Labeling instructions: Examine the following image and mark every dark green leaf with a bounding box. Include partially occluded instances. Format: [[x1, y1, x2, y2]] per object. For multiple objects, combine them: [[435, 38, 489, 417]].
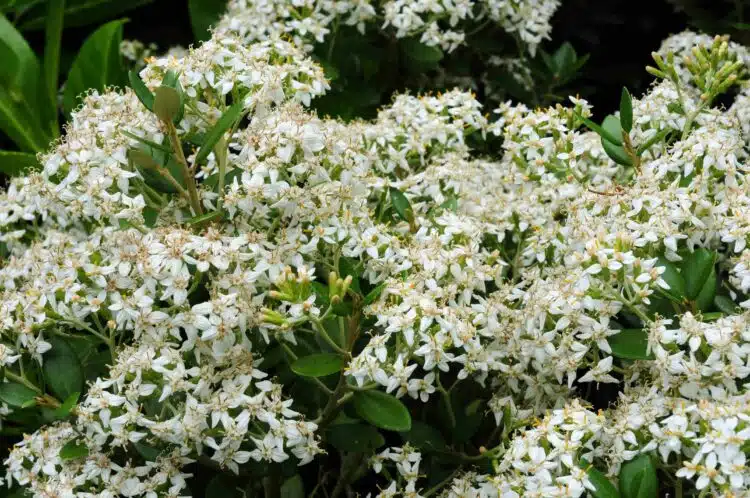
[[195, 101, 244, 164], [133, 441, 162, 461], [327, 423, 385, 453], [553, 42, 576, 73], [205, 474, 239, 498], [389, 187, 413, 223], [0, 14, 50, 151], [619, 455, 658, 498], [185, 210, 223, 225], [59, 439, 88, 460], [43, 337, 84, 400], [656, 257, 686, 301], [128, 70, 154, 111], [714, 295, 740, 315], [400, 420, 446, 451], [280, 474, 304, 498], [620, 87, 633, 133], [353, 390, 412, 432], [189, 0, 227, 42], [18, 0, 152, 31], [587, 466, 621, 498], [608, 329, 654, 360], [63, 19, 126, 115], [681, 249, 715, 299], [338, 257, 362, 294], [0, 150, 38, 175], [153, 86, 182, 123], [402, 37, 443, 64], [695, 268, 716, 312], [291, 353, 343, 377], [42, 0, 64, 135], [0, 381, 37, 407]]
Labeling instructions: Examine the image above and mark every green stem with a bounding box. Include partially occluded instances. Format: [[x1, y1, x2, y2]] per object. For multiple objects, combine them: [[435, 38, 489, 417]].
[[312, 318, 349, 356], [4, 370, 41, 394], [436, 376, 456, 429], [166, 120, 203, 216]]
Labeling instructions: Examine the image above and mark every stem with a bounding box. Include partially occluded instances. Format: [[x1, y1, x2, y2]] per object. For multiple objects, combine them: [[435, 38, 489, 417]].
[[681, 102, 707, 140], [312, 318, 349, 356], [165, 120, 203, 216], [436, 376, 456, 429], [215, 136, 228, 210], [4, 371, 41, 394], [423, 468, 460, 497]]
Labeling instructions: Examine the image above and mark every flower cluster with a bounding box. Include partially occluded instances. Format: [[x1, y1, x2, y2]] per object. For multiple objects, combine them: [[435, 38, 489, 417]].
[[214, 0, 559, 54], [2, 21, 750, 498]]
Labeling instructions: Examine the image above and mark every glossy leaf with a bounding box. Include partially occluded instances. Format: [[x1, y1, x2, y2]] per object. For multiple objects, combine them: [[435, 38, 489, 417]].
[[290, 353, 343, 377], [389, 187, 413, 223], [714, 295, 740, 315], [0, 381, 37, 407], [619, 87, 633, 133], [608, 329, 654, 360], [59, 439, 88, 460], [619, 455, 658, 498], [576, 113, 621, 146], [328, 423, 385, 452], [0, 150, 37, 175], [63, 19, 126, 115], [588, 466, 621, 498], [195, 101, 244, 164], [682, 249, 714, 299], [602, 115, 624, 146], [695, 268, 717, 312], [280, 474, 304, 498], [353, 390, 412, 432], [128, 70, 154, 111], [52, 391, 80, 419], [189, 0, 227, 42], [42, 0, 64, 135], [0, 13, 49, 151], [656, 257, 686, 301], [17, 0, 152, 31], [400, 420, 447, 451], [364, 282, 387, 305], [43, 337, 84, 401], [602, 138, 633, 166]]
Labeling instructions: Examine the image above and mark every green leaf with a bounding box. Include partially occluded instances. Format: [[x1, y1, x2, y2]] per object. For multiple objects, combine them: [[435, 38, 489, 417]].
[[364, 282, 387, 305], [602, 139, 633, 167], [205, 474, 239, 498], [608, 329, 654, 360], [327, 423, 385, 453], [338, 257, 362, 294], [185, 210, 223, 225], [620, 87, 633, 133], [0, 381, 37, 407], [195, 101, 244, 165], [587, 466, 621, 498], [52, 391, 80, 419], [42, 0, 64, 135], [0, 14, 50, 152], [389, 187, 413, 223], [291, 353, 343, 377], [353, 390, 412, 432], [43, 336, 84, 401], [189, 0, 227, 42], [656, 257, 686, 301], [153, 86, 182, 123], [619, 455, 658, 498], [602, 115, 624, 146], [402, 37, 443, 64], [129, 147, 185, 194], [694, 268, 716, 312], [575, 112, 621, 146], [553, 42, 576, 73], [128, 70, 154, 111], [714, 295, 740, 315], [17, 0, 152, 31], [0, 149, 38, 175], [59, 439, 88, 460], [681, 249, 715, 299], [133, 441, 162, 461], [400, 420, 447, 451], [280, 474, 304, 498], [63, 18, 126, 116]]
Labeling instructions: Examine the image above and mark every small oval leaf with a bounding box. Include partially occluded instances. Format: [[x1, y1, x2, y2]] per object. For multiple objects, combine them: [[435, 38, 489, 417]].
[[619, 455, 658, 498], [0, 381, 38, 407], [291, 353, 343, 377], [153, 86, 182, 123], [588, 466, 621, 498], [389, 187, 413, 223], [353, 390, 412, 432], [682, 249, 715, 300], [620, 87, 633, 133], [602, 139, 633, 166], [695, 268, 717, 312], [59, 439, 89, 460], [656, 257, 686, 301], [608, 329, 654, 360], [128, 70, 154, 111], [43, 337, 85, 401]]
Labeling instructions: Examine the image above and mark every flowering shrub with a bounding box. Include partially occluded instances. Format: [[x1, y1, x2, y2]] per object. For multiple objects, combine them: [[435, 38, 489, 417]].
[[2, 5, 750, 496]]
